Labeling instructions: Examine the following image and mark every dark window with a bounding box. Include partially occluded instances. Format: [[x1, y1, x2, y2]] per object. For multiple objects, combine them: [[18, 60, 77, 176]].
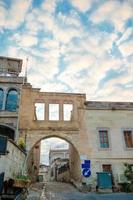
[[124, 130, 133, 148], [5, 89, 18, 111], [0, 89, 4, 110], [102, 164, 112, 172], [0, 125, 15, 140], [99, 130, 109, 148]]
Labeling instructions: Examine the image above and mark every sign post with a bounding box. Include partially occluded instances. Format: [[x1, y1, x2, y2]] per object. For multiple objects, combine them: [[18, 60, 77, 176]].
[[81, 160, 91, 178]]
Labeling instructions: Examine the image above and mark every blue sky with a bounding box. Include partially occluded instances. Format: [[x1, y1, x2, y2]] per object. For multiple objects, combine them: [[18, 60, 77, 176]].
[[0, 0, 133, 101]]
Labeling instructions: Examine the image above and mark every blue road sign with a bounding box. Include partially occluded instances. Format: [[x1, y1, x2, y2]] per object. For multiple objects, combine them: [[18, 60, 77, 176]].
[[81, 160, 91, 177]]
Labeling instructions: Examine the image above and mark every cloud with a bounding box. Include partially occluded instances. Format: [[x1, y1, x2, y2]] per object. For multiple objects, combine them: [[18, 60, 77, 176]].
[[90, 1, 133, 32], [116, 27, 133, 45], [12, 33, 38, 47], [0, 0, 32, 30], [41, 0, 57, 14], [70, 0, 94, 12], [118, 40, 133, 57]]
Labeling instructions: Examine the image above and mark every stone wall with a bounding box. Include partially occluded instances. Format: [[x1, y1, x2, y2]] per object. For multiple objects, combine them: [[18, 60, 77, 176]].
[[0, 139, 26, 180]]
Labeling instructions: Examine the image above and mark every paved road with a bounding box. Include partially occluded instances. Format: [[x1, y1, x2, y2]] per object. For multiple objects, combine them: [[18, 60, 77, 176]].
[[45, 182, 133, 200], [27, 183, 43, 200], [27, 182, 133, 200]]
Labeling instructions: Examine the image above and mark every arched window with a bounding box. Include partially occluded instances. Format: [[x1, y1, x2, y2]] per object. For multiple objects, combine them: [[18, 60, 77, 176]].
[[0, 88, 4, 110], [5, 89, 18, 111]]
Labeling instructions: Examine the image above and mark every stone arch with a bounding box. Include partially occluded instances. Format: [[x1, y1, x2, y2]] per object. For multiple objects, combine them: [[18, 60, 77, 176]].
[[5, 88, 19, 111], [26, 132, 82, 183]]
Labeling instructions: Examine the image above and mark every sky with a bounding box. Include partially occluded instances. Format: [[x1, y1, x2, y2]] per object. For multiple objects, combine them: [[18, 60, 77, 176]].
[[0, 0, 133, 102]]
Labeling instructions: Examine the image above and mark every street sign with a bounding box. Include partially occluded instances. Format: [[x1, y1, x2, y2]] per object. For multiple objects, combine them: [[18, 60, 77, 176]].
[[81, 160, 91, 178]]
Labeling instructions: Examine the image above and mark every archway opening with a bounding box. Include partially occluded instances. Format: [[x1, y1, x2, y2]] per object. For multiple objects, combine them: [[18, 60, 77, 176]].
[[27, 136, 81, 184], [5, 89, 18, 111], [0, 125, 15, 140]]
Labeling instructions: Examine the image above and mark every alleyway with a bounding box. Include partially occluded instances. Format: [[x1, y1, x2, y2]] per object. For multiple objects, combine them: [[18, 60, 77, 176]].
[[27, 182, 133, 200]]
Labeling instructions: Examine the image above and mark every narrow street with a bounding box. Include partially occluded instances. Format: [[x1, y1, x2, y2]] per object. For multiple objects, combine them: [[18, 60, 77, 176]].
[[27, 182, 133, 200]]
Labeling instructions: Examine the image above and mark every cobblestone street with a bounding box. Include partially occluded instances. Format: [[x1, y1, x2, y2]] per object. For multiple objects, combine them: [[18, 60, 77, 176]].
[[27, 183, 43, 200], [27, 182, 133, 200]]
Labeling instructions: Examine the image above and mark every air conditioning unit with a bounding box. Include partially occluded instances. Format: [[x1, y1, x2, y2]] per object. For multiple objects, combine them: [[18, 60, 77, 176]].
[[117, 174, 128, 183]]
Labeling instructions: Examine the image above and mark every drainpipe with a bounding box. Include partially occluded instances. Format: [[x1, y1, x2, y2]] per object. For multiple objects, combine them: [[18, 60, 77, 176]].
[[16, 77, 24, 142]]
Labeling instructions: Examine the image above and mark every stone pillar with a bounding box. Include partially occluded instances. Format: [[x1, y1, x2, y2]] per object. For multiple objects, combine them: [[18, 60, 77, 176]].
[[73, 103, 78, 121], [59, 103, 63, 121], [45, 102, 49, 121]]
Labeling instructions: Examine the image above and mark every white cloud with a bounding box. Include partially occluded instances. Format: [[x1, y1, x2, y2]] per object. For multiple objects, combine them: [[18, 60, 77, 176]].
[[0, 0, 32, 30], [116, 28, 133, 45], [90, 1, 133, 32], [41, 0, 57, 14], [118, 40, 133, 57], [70, 0, 94, 12]]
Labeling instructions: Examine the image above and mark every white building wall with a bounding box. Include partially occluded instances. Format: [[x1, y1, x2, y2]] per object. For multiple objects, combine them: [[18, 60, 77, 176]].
[[0, 139, 26, 180], [83, 109, 133, 186]]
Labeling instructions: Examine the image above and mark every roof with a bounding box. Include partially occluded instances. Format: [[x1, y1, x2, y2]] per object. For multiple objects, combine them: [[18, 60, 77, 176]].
[[85, 101, 133, 110]]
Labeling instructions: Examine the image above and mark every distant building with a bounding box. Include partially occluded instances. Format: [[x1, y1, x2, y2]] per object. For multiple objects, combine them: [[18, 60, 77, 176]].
[[38, 164, 50, 182], [49, 149, 70, 182]]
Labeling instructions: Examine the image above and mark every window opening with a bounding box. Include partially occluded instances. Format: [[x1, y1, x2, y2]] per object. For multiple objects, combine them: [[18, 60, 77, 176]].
[[5, 89, 18, 111], [35, 103, 45, 120], [102, 164, 112, 172], [49, 104, 59, 120], [124, 130, 133, 148], [99, 130, 109, 148], [0, 89, 4, 110], [63, 104, 73, 121]]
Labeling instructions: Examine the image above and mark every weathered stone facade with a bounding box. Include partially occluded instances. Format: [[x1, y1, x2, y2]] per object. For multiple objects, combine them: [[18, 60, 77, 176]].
[[19, 82, 133, 188], [1, 56, 131, 188], [0, 56, 24, 141]]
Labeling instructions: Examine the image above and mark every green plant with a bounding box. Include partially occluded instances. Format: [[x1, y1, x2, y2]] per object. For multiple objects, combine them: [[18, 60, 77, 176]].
[[123, 163, 133, 192], [16, 175, 30, 183], [18, 137, 26, 151]]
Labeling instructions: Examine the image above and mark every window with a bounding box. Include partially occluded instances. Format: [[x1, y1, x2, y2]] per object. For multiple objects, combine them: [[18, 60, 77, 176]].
[[49, 104, 59, 120], [102, 164, 112, 172], [63, 104, 73, 121], [35, 103, 45, 120], [123, 130, 133, 148], [5, 89, 18, 111], [0, 88, 4, 110], [99, 130, 109, 148]]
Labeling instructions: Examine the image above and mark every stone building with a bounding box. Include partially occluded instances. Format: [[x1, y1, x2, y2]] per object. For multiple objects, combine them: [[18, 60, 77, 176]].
[[0, 56, 24, 141], [82, 101, 133, 187], [0, 56, 26, 182], [15, 56, 133, 189], [38, 164, 50, 182], [49, 149, 69, 181], [0, 138, 26, 180], [27, 142, 41, 182]]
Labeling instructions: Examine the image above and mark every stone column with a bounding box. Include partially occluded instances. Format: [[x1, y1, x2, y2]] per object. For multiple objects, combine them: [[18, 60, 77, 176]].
[[59, 103, 63, 121], [45, 102, 49, 120]]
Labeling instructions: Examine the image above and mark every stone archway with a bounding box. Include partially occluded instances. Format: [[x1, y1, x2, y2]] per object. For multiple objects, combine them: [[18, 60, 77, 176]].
[[19, 84, 90, 184], [26, 134, 82, 183]]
